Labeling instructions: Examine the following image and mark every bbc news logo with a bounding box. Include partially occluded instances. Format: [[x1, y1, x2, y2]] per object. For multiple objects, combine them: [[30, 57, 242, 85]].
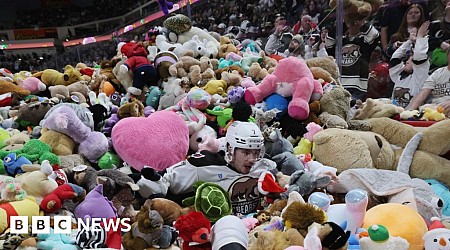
[[10, 216, 132, 234]]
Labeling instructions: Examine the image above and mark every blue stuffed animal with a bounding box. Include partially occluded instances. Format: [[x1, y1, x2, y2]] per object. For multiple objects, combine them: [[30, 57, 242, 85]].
[[425, 179, 450, 216], [36, 228, 79, 250], [3, 152, 31, 177]]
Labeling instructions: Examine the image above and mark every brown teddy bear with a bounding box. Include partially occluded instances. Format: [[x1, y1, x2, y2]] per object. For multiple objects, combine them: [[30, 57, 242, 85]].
[[168, 56, 201, 78], [0, 79, 31, 98], [215, 65, 245, 80], [218, 36, 239, 59], [306, 56, 340, 86], [353, 98, 404, 120], [318, 87, 370, 130], [259, 51, 277, 72], [302, 100, 322, 126], [39, 128, 76, 156], [48, 84, 88, 104], [221, 69, 242, 92], [313, 118, 450, 187], [122, 206, 164, 250], [248, 228, 304, 250], [117, 99, 145, 119], [188, 65, 202, 86], [247, 62, 269, 82], [144, 198, 183, 226], [100, 59, 122, 91], [329, 0, 383, 24]]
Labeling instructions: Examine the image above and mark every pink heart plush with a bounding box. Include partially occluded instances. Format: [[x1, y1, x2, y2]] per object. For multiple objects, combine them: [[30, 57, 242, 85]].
[[111, 110, 189, 171]]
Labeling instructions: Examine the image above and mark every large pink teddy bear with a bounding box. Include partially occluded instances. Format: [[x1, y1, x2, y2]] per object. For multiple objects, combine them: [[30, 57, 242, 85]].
[[244, 57, 323, 120]]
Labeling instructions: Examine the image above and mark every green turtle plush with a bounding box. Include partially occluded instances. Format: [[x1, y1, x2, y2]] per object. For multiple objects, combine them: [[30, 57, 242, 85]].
[[0, 139, 60, 165], [182, 181, 232, 222]]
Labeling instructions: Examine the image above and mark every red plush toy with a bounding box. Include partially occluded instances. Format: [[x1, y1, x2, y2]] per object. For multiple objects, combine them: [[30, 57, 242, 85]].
[[40, 183, 86, 213], [174, 211, 212, 250]]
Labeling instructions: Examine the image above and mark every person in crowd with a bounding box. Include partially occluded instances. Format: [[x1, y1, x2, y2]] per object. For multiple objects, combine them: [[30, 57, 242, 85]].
[[326, 14, 380, 100], [429, 0, 450, 68], [380, 0, 416, 53], [286, 0, 305, 25], [218, 23, 227, 35], [264, 14, 293, 55], [407, 48, 450, 117], [284, 34, 306, 58], [246, 14, 261, 40], [431, 0, 448, 21], [384, 3, 427, 58], [305, 0, 321, 23], [304, 25, 329, 59], [390, 21, 430, 108], [135, 121, 277, 216], [292, 14, 319, 38]]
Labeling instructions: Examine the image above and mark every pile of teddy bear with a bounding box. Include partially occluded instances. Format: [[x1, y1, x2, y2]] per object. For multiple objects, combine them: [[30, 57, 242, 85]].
[[1, 10, 450, 250]]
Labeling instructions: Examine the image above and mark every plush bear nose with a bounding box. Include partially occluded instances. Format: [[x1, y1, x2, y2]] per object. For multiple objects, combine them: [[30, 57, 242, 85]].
[[201, 233, 207, 240]]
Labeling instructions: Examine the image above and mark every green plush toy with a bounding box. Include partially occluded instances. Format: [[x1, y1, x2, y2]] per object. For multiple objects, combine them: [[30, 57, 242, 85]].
[[0, 159, 4, 175], [207, 107, 233, 128], [182, 181, 232, 222], [97, 151, 121, 170], [0, 139, 60, 165], [0, 128, 10, 149]]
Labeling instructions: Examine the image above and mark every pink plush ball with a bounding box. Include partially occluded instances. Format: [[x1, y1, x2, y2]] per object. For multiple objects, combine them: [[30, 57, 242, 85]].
[[111, 110, 189, 171]]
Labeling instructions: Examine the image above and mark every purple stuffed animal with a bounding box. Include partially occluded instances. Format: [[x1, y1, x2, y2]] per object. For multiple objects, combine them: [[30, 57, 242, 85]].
[[74, 184, 117, 221], [42, 105, 109, 162]]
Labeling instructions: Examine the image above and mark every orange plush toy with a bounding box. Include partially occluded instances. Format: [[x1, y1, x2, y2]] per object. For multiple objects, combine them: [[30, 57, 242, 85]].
[[174, 211, 212, 250]]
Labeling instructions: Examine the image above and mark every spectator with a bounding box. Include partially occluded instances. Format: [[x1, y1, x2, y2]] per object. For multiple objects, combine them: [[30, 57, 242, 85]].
[[380, 0, 416, 53], [284, 34, 306, 58], [429, 0, 450, 68], [431, 0, 448, 21], [385, 3, 427, 59], [407, 48, 450, 117], [264, 14, 293, 55], [218, 23, 227, 35], [326, 15, 380, 100], [292, 14, 319, 38], [390, 21, 430, 108], [305, 0, 321, 23], [304, 26, 329, 59]]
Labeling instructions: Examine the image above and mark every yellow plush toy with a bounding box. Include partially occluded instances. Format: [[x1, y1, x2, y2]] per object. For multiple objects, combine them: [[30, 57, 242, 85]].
[[33, 65, 83, 86], [202, 79, 227, 97], [422, 107, 446, 121], [0, 196, 42, 234], [13, 70, 32, 83], [362, 203, 428, 249]]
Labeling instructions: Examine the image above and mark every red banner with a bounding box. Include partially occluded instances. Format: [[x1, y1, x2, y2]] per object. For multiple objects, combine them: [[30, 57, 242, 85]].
[[13, 28, 58, 40]]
